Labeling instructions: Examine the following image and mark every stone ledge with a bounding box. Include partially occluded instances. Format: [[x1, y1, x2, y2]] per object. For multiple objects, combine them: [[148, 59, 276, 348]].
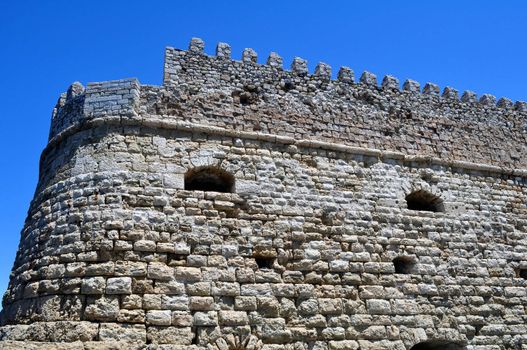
[[0, 341, 202, 350], [42, 115, 527, 179]]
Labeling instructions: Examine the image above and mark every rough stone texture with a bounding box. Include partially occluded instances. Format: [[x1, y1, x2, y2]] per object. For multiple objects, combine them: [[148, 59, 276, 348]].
[[1, 38, 527, 349]]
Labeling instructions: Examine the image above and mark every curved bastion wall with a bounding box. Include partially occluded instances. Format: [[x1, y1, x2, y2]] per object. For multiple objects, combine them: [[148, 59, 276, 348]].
[[0, 38, 527, 349]]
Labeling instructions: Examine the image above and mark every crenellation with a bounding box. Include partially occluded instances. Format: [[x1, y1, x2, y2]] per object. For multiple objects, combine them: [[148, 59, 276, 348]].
[[402, 79, 420, 93], [442, 86, 458, 99], [461, 90, 477, 103], [2, 38, 527, 350], [291, 57, 308, 76], [382, 75, 399, 90], [422, 82, 440, 95], [266, 52, 283, 69], [514, 100, 527, 112], [360, 71, 377, 86], [314, 62, 331, 80], [337, 66, 354, 83], [242, 48, 258, 63], [215, 42, 231, 59], [497, 97, 513, 108], [66, 82, 85, 102], [189, 37, 205, 54], [479, 93, 497, 106]]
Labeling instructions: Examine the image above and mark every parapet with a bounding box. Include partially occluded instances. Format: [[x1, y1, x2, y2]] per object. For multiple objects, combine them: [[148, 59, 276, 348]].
[[163, 38, 527, 111], [47, 38, 527, 170], [49, 78, 141, 140], [160, 38, 527, 169]]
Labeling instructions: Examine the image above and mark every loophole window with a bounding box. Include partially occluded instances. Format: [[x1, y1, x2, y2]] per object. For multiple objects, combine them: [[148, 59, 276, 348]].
[[393, 257, 415, 274], [184, 166, 234, 193], [255, 257, 275, 269], [406, 190, 444, 212], [516, 268, 527, 279], [410, 341, 465, 350]]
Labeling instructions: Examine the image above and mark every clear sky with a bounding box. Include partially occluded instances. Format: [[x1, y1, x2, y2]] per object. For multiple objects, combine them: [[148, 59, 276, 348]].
[[0, 1, 526, 308]]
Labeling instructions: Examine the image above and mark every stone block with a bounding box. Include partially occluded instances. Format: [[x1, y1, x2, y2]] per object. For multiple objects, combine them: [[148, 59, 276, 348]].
[[148, 262, 174, 281], [218, 311, 248, 326], [193, 311, 218, 326], [98, 323, 146, 342], [81, 277, 106, 295], [146, 310, 172, 326], [106, 277, 132, 294]]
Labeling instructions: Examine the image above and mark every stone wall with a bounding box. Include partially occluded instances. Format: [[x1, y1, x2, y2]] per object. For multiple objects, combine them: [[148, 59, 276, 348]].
[[1, 39, 527, 350]]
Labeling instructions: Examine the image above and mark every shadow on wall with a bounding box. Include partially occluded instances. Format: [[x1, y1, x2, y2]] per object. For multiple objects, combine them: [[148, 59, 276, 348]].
[[410, 341, 465, 350], [184, 166, 235, 193]]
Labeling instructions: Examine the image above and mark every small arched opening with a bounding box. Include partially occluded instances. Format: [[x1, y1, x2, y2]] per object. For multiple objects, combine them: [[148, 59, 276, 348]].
[[410, 341, 465, 350], [393, 256, 415, 274], [405, 189, 444, 212], [184, 166, 235, 193], [516, 268, 527, 279]]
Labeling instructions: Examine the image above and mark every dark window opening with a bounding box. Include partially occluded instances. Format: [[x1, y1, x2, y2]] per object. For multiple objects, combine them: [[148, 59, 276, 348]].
[[239, 93, 250, 105], [283, 80, 295, 92], [406, 190, 444, 212], [191, 330, 199, 345], [218, 296, 235, 308], [393, 257, 415, 274], [255, 257, 275, 269], [185, 166, 234, 193], [410, 341, 465, 350], [516, 268, 527, 279]]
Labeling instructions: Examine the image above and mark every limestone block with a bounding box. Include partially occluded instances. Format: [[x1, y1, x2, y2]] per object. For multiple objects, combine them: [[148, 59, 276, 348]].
[[98, 323, 146, 342], [148, 262, 174, 281], [146, 326, 194, 345], [366, 299, 391, 315], [193, 311, 218, 326], [106, 277, 132, 294], [258, 318, 292, 343], [361, 325, 387, 340], [121, 294, 143, 309], [81, 277, 106, 295], [235, 296, 258, 311], [117, 309, 145, 323], [218, 311, 248, 326], [189, 296, 214, 311], [161, 295, 189, 311], [146, 310, 172, 326], [318, 298, 343, 315], [172, 311, 193, 327], [175, 267, 202, 282], [84, 296, 120, 321], [298, 299, 319, 315]]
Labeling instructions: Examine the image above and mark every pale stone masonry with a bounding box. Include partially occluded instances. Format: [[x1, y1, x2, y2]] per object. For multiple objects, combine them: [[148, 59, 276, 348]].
[[0, 38, 527, 349]]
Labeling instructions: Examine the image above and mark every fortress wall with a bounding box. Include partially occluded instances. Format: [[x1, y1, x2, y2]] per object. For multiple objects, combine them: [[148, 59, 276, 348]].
[[2, 123, 527, 348], [159, 39, 527, 169], [48, 78, 140, 140], [2, 39, 527, 349]]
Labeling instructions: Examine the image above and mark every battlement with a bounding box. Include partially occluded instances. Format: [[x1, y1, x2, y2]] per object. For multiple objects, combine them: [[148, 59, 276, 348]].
[[46, 38, 527, 172], [164, 37, 527, 111], [49, 78, 141, 139], [45, 38, 527, 171]]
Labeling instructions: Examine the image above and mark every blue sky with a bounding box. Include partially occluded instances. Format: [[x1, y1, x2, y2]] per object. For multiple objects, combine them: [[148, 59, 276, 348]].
[[0, 1, 526, 307]]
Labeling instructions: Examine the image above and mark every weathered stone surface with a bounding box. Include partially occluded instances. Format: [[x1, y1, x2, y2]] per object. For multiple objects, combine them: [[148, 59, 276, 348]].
[[81, 277, 106, 295], [106, 277, 132, 294], [1, 38, 527, 350], [84, 296, 120, 321], [98, 323, 146, 342], [146, 310, 172, 326]]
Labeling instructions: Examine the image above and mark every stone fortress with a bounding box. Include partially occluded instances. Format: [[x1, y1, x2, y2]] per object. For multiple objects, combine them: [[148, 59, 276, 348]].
[[0, 37, 526, 350]]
